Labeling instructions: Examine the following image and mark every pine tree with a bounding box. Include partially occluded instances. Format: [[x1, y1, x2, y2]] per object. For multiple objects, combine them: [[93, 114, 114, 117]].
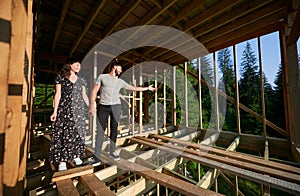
[[239, 42, 262, 135], [217, 48, 236, 132], [270, 64, 285, 132], [199, 56, 214, 129]]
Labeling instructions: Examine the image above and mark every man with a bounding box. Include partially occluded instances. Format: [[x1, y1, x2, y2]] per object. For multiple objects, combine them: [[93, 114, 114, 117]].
[[88, 61, 156, 165]]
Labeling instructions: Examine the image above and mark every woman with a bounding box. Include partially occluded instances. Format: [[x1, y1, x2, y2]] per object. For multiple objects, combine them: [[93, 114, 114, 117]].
[[49, 58, 89, 171]]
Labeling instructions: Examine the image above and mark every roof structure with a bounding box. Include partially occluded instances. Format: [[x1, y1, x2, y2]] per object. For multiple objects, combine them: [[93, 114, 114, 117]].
[[35, 0, 299, 83]]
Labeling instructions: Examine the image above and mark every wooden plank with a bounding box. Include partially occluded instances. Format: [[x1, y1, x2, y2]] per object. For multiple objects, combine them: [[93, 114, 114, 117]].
[[149, 134, 300, 176], [129, 136, 300, 194], [162, 167, 196, 184], [3, 1, 28, 195], [0, 0, 11, 192], [56, 179, 79, 196], [80, 174, 116, 196], [98, 154, 222, 196], [52, 165, 94, 182]]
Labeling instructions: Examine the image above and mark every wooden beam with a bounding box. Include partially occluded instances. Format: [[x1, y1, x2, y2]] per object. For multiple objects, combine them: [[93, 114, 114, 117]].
[[80, 174, 116, 196], [286, 0, 300, 45], [200, 1, 286, 45], [162, 167, 196, 184], [104, 0, 142, 37], [38, 51, 67, 64], [69, 0, 106, 56], [51, 165, 94, 182], [0, 0, 11, 193], [130, 136, 300, 194], [51, 0, 71, 51], [56, 179, 79, 196], [2, 0, 30, 195], [92, 151, 222, 196], [149, 134, 300, 176]]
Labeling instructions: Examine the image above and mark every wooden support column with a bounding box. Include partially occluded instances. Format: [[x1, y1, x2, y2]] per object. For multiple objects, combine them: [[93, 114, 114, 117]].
[[163, 69, 167, 129], [213, 53, 219, 131], [91, 51, 98, 148], [280, 28, 300, 162], [197, 57, 203, 129], [184, 62, 188, 127], [131, 65, 136, 135], [154, 65, 158, 132], [286, 42, 300, 160], [172, 66, 176, 126], [0, 0, 10, 193], [1, 0, 33, 195], [258, 37, 267, 137], [233, 45, 241, 134], [139, 65, 143, 134]]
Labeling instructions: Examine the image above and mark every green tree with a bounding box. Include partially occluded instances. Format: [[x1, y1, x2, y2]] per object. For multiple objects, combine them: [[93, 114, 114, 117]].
[[199, 56, 214, 129], [269, 65, 285, 132], [239, 42, 262, 135], [217, 48, 236, 132]]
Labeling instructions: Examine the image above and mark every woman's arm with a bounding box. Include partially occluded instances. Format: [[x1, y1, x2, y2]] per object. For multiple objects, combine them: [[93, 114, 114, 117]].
[[50, 84, 61, 121], [82, 86, 89, 106]]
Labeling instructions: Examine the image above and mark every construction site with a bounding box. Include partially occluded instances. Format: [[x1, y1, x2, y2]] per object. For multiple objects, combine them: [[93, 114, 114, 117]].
[[1, 0, 300, 195]]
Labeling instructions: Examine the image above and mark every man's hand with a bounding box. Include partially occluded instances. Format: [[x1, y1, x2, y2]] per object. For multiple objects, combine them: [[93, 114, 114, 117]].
[[148, 85, 156, 91]]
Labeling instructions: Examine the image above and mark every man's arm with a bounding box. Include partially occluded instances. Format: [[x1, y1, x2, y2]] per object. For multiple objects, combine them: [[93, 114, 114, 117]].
[[89, 84, 100, 115], [124, 84, 156, 92]]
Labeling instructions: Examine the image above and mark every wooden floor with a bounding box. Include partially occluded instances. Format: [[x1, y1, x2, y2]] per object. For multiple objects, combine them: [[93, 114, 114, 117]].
[[25, 133, 223, 195], [25, 129, 300, 196]]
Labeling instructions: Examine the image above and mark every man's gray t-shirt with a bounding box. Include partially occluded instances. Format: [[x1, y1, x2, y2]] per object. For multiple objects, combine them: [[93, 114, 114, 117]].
[[95, 74, 129, 105]]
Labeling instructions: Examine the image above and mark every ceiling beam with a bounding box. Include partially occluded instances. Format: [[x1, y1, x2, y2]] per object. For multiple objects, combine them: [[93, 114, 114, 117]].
[[286, 0, 300, 45], [103, 0, 142, 37], [38, 51, 67, 64], [51, 0, 72, 52], [69, 0, 107, 56]]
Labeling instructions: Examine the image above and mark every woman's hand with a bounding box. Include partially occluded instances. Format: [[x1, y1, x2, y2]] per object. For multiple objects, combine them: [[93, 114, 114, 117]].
[[50, 112, 57, 121], [89, 104, 96, 116]]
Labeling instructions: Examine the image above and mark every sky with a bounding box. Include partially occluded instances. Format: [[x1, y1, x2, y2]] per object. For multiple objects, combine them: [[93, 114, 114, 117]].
[[215, 31, 299, 87]]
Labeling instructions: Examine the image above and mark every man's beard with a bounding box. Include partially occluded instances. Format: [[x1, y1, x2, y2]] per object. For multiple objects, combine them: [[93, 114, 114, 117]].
[[115, 69, 121, 76]]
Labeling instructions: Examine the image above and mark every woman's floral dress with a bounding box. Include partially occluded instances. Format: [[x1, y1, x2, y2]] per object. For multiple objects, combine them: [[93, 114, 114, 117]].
[[49, 75, 86, 163]]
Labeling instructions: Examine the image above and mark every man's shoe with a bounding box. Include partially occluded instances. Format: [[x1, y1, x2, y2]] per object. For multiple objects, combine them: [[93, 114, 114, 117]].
[[87, 156, 101, 166], [58, 162, 67, 171], [109, 152, 120, 161]]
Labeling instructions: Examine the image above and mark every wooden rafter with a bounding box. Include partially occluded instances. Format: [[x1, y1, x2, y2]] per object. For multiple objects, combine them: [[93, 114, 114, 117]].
[[51, 0, 72, 52], [69, 0, 107, 56]]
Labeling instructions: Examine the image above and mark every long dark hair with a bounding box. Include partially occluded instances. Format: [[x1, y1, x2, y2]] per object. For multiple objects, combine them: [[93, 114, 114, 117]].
[[59, 57, 80, 78]]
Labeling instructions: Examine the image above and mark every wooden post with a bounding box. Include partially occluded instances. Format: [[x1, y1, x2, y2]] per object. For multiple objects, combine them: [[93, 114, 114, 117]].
[[131, 66, 135, 135], [184, 62, 188, 127], [163, 69, 167, 129], [258, 37, 267, 137], [139, 65, 143, 134], [1, 0, 33, 194], [91, 51, 98, 148], [172, 66, 176, 126], [198, 57, 203, 130], [213, 53, 219, 131], [154, 65, 158, 132], [233, 45, 241, 134]]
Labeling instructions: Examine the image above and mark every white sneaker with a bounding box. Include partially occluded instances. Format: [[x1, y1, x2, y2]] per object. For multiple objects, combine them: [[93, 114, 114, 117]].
[[58, 162, 67, 171], [73, 157, 83, 166]]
